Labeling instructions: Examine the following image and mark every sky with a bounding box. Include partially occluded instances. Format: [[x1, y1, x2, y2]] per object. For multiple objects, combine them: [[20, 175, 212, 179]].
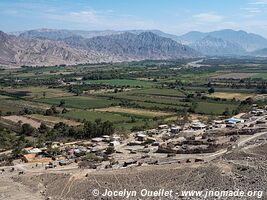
[[1, 0, 267, 37]]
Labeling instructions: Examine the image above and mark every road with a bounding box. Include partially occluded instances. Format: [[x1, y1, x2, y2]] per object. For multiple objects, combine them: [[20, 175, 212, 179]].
[[237, 130, 267, 147]]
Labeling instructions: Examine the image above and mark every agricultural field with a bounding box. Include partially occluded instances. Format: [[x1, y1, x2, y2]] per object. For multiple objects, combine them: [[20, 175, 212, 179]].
[[131, 88, 186, 97], [28, 114, 80, 127], [2, 115, 41, 128], [95, 106, 174, 117], [37, 96, 119, 109], [0, 58, 266, 135], [84, 79, 153, 87], [0, 99, 27, 114], [195, 101, 238, 115], [1, 86, 72, 99], [252, 73, 267, 80], [209, 92, 252, 100], [62, 110, 130, 123], [212, 73, 258, 80]]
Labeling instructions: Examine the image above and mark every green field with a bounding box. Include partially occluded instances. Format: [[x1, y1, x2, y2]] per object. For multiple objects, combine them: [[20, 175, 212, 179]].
[[1, 86, 72, 99], [1, 58, 264, 136], [252, 73, 267, 80], [85, 79, 153, 87], [37, 96, 119, 109], [195, 101, 238, 115], [62, 110, 130, 123], [0, 99, 24, 114]]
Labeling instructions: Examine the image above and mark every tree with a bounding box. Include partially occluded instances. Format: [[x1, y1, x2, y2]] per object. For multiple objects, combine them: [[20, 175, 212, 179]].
[[45, 108, 53, 116], [188, 102, 198, 113], [106, 146, 115, 155], [130, 116, 136, 123], [207, 82, 212, 88], [62, 108, 68, 114], [38, 123, 48, 134], [208, 87, 215, 94], [223, 107, 230, 116], [43, 92, 46, 98], [21, 123, 35, 136], [51, 105, 58, 114], [59, 99, 65, 107]]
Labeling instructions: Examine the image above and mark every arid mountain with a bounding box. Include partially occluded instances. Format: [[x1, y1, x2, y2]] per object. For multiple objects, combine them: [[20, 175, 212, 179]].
[[63, 32, 200, 60], [179, 29, 267, 52], [18, 28, 181, 41], [17, 28, 267, 57], [0, 31, 201, 67], [190, 36, 246, 56], [0, 31, 121, 67], [252, 48, 267, 57]]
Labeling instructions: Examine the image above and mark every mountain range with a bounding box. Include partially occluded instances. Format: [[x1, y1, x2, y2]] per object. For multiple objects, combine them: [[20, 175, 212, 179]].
[[179, 29, 267, 52], [0, 30, 199, 67], [1, 28, 267, 67]]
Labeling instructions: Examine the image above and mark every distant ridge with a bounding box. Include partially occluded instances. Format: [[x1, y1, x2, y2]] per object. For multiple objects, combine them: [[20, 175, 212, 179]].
[[178, 29, 267, 52], [18, 28, 267, 56], [0, 30, 200, 67]]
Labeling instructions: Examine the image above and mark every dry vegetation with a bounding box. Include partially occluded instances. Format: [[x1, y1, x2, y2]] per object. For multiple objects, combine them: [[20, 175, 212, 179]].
[[95, 106, 174, 117], [2, 115, 41, 128], [27, 114, 81, 127], [209, 92, 252, 100], [212, 73, 258, 80]]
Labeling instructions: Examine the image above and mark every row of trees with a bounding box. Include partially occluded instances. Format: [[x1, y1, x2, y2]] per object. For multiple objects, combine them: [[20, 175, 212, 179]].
[[19, 118, 115, 141]]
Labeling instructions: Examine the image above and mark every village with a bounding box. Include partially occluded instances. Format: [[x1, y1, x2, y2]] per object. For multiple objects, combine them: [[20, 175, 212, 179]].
[[2, 105, 266, 174]]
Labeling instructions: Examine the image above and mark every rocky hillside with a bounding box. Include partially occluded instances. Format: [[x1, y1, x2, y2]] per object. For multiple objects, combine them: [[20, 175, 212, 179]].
[[17, 28, 267, 57], [252, 48, 267, 57], [190, 36, 246, 56], [179, 29, 267, 52], [64, 32, 200, 60], [0, 31, 201, 67], [18, 29, 181, 41], [0, 31, 121, 67]]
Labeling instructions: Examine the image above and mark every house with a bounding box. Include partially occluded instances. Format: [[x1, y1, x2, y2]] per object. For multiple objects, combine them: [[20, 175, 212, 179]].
[[251, 109, 265, 116], [112, 136, 121, 141], [25, 148, 42, 154], [225, 117, 244, 124], [91, 137, 103, 143], [136, 133, 147, 141], [158, 124, 169, 129], [109, 141, 120, 147], [102, 135, 111, 142], [190, 122, 206, 130], [170, 126, 182, 133], [214, 120, 223, 124], [22, 154, 52, 163]]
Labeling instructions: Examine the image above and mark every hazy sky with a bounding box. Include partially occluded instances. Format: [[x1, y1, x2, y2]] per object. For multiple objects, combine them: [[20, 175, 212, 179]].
[[1, 0, 267, 36]]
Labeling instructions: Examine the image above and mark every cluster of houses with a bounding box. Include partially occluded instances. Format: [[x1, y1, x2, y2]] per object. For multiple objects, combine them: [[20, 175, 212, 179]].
[[19, 107, 267, 170]]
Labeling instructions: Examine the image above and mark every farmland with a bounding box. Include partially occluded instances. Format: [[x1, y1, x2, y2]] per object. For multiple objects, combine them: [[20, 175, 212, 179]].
[[62, 110, 130, 123], [209, 92, 252, 100], [28, 114, 80, 127], [0, 58, 267, 134], [1, 58, 267, 200], [95, 106, 174, 117], [37, 96, 119, 109], [84, 79, 153, 87]]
